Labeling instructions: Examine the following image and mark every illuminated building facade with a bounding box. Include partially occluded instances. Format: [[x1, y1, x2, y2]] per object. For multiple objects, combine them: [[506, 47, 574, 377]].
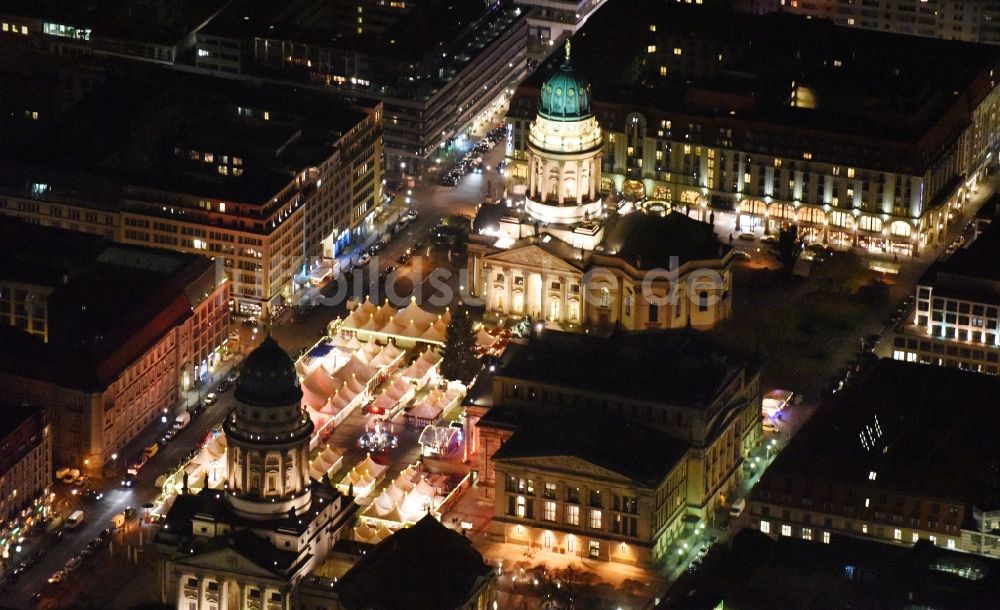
[[888, 221, 1000, 374], [0, 219, 229, 473], [750, 360, 1000, 558], [0, 404, 52, 575], [467, 329, 762, 565], [0, 55, 383, 318], [157, 337, 356, 610], [490, 414, 690, 566], [470, 47, 734, 330], [505, 4, 1000, 258]]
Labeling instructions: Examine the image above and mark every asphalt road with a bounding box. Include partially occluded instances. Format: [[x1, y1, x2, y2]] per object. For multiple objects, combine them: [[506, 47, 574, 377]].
[[8, 380, 242, 609]]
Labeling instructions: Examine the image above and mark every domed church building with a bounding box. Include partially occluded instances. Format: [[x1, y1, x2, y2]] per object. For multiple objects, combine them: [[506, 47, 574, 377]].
[[468, 42, 735, 332], [156, 336, 358, 610], [524, 41, 604, 226]]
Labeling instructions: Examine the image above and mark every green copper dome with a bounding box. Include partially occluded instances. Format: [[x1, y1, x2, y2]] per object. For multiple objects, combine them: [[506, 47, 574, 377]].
[[539, 41, 591, 122]]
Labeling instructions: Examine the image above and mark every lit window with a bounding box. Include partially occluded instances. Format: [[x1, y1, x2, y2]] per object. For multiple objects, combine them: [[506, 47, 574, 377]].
[[647, 45, 656, 53], [649, 24, 656, 32], [781, 524, 792, 537], [543, 501, 556, 522], [847, 18, 855, 25], [204, 153, 214, 163], [894, 529, 902, 541], [865, 498, 870, 508], [218, 202, 226, 213], [566, 505, 579, 526], [868, 471, 877, 481], [947, 539, 956, 549], [21, 26, 28, 34], [218, 165, 229, 176], [802, 528, 812, 541], [589, 509, 602, 530], [263, 111, 270, 121], [929, 535, 937, 544], [660, 65, 667, 76], [760, 520, 771, 534], [912, 533, 920, 543], [673, 47, 682, 56], [516, 496, 526, 518], [2, 24, 8, 32], [822, 532, 831, 544], [802, 152, 813, 160], [847, 167, 855, 178], [862, 524, 869, 534]]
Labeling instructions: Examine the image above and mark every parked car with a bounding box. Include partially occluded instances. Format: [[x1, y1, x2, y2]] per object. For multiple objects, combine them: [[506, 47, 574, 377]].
[[162, 429, 178, 443], [407, 209, 418, 220], [227, 370, 241, 383], [359, 252, 371, 265], [216, 380, 232, 393], [64, 556, 83, 572], [48, 570, 65, 584], [203, 393, 218, 406]]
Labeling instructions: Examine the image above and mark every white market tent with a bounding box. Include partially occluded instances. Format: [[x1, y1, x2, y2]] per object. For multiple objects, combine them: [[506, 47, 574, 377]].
[[337, 453, 388, 498], [308, 445, 344, 481], [333, 296, 452, 349], [400, 348, 442, 389]]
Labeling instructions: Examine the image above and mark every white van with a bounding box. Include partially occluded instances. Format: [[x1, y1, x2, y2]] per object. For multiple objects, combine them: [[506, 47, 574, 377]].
[[66, 510, 85, 529], [729, 498, 746, 519], [173, 411, 191, 430]]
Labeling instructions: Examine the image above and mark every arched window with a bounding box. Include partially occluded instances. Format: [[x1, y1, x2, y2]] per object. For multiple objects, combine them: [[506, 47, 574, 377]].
[[699, 291, 710, 312], [600, 287, 610, 308]]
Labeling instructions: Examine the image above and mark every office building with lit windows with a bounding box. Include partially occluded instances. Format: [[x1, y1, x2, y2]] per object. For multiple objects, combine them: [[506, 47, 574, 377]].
[[192, 0, 529, 175], [465, 328, 762, 566], [736, 0, 1000, 46], [750, 359, 1000, 559], [0, 0, 225, 65], [0, 55, 382, 318], [505, 4, 1000, 258], [888, 221, 1000, 374], [0, 218, 229, 474]]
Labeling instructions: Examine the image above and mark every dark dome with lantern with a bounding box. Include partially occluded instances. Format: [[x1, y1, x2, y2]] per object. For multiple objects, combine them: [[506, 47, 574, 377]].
[[234, 335, 303, 408], [539, 41, 592, 122]]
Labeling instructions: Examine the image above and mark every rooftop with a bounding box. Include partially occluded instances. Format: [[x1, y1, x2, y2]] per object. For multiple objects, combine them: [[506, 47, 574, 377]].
[[334, 514, 492, 610], [516, 1, 1000, 174], [0, 57, 367, 206], [203, 0, 525, 102], [763, 359, 1000, 509], [660, 529, 1000, 610], [598, 211, 728, 268], [497, 328, 755, 409], [919, 221, 1000, 302], [491, 412, 689, 488], [0, 218, 216, 391]]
